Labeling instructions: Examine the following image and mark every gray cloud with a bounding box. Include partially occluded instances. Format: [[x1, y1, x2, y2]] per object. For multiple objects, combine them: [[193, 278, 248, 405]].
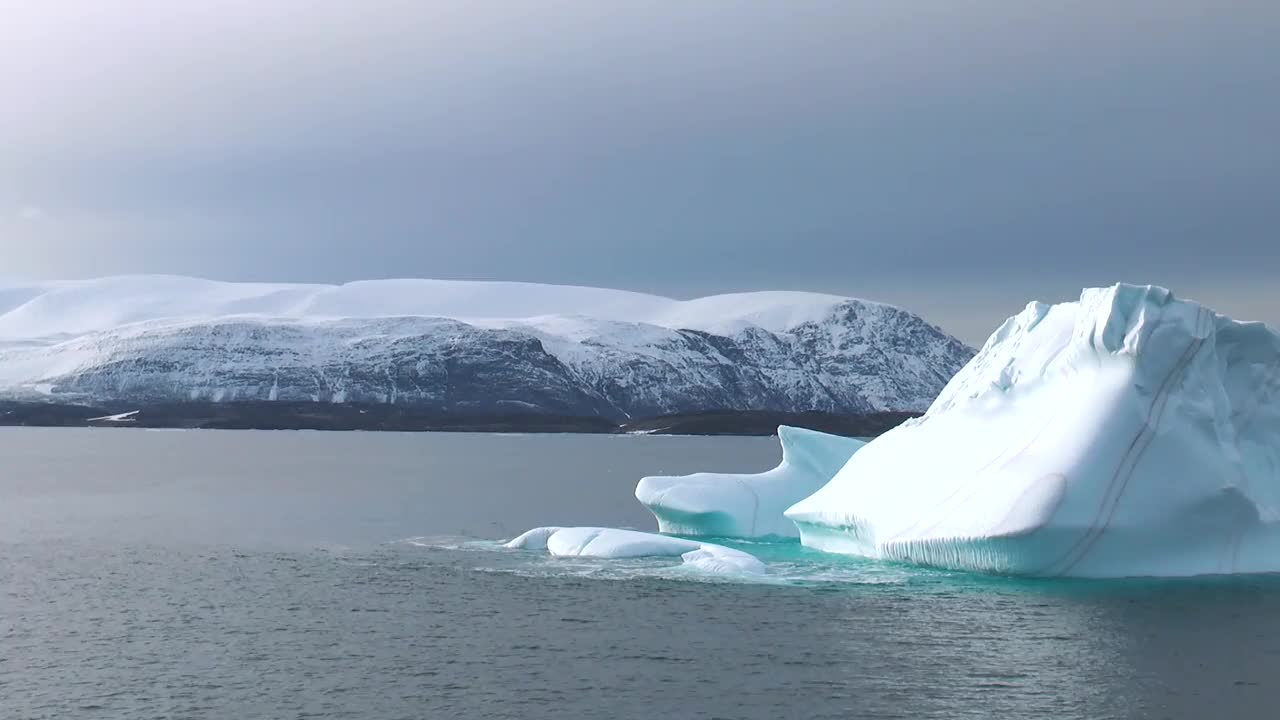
[[2, 1, 1277, 344]]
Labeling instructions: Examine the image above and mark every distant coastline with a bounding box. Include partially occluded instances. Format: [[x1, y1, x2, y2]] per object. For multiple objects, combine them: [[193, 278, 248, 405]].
[[0, 401, 917, 437]]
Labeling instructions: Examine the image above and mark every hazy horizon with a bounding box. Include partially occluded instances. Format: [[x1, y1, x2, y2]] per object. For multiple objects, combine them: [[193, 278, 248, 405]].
[[1, 271, 1272, 347], [4, 1, 1278, 344]]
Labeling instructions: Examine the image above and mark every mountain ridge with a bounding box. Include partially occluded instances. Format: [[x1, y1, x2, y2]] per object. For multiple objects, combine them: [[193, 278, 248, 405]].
[[0, 276, 973, 418]]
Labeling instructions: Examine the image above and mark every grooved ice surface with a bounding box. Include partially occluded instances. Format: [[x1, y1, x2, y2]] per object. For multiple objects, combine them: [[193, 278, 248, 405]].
[[785, 284, 1280, 578], [504, 527, 766, 575], [636, 426, 864, 538]]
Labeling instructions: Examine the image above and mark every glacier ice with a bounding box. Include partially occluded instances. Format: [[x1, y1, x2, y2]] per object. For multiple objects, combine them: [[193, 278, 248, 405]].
[[784, 284, 1280, 578], [505, 527, 766, 575], [635, 426, 864, 538]]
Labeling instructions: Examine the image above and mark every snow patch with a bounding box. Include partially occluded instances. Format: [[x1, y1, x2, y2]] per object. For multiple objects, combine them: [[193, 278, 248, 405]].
[[86, 410, 139, 423]]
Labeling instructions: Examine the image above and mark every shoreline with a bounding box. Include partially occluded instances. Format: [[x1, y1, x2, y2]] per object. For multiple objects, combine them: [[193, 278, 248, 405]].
[[0, 401, 917, 437]]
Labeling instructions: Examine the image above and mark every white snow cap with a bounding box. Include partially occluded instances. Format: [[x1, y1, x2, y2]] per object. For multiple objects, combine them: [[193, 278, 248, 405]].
[[0, 275, 863, 340], [785, 284, 1280, 578]]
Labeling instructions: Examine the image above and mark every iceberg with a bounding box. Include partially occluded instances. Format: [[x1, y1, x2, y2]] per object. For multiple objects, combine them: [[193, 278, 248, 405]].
[[785, 284, 1280, 578], [505, 527, 766, 574], [635, 426, 864, 538]]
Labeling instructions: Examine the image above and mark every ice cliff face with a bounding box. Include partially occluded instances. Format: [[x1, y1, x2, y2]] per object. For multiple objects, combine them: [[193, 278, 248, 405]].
[[636, 426, 865, 538], [785, 284, 1280, 578], [0, 277, 972, 418]]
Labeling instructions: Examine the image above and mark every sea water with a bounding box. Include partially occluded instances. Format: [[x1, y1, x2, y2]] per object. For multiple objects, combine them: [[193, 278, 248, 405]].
[[3, 428, 1278, 719]]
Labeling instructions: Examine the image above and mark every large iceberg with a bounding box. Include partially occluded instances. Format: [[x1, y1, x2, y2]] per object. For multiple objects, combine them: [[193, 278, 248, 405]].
[[505, 527, 765, 574], [785, 284, 1280, 578], [635, 426, 864, 538]]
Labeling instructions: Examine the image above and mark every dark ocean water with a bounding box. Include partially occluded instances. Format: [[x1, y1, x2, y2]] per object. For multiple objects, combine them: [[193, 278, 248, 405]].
[[3, 428, 1279, 719]]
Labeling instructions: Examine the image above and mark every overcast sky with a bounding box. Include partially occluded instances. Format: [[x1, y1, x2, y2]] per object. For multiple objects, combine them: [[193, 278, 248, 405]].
[[2, 0, 1277, 344]]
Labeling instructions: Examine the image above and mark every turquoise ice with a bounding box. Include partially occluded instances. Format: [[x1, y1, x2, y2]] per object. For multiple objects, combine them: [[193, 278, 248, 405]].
[[635, 426, 863, 538]]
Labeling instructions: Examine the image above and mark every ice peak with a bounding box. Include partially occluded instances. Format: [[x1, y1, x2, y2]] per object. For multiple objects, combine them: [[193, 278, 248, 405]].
[[930, 284, 1258, 415]]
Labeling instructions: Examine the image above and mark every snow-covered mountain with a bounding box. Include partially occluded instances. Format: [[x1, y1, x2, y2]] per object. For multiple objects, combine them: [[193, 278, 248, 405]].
[[0, 276, 973, 419]]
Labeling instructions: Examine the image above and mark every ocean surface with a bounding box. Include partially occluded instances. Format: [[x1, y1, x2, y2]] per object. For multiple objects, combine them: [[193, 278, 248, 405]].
[[3, 428, 1279, 719]]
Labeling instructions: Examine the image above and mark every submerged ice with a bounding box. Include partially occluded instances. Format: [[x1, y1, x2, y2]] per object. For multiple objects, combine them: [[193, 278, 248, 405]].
[[785, 284, 1280, 578], [505, 527, 765, 575], [635, 426, 864, 538], [501, 427, 857, 577], [503, 284, 1279, 580]]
